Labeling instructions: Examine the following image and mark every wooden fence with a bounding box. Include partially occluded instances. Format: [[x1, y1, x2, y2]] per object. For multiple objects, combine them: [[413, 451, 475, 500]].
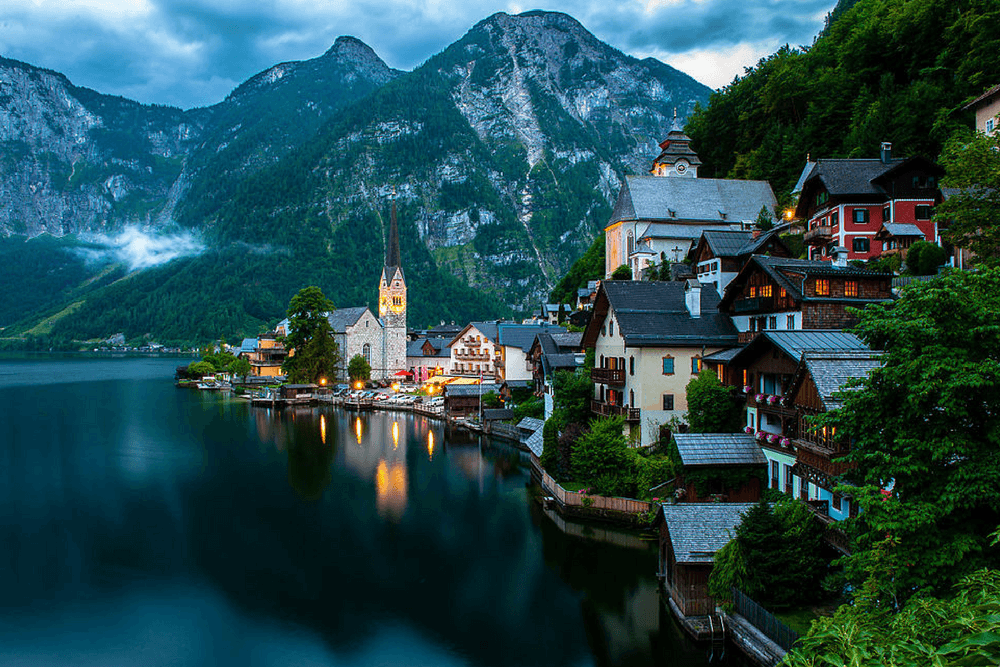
[[731, 587, 799, 651], [540, 470, 652, 515], [486, 421, 522, 442]]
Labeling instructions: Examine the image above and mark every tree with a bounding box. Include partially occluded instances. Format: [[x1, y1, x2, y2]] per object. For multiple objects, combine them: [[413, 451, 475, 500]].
[[755, 204, 774, 231], [481, 390, 501, 409], [685, 370, 743, 433], [611, 264, 632, 280], [187, 360, 215, 378], [282, 286, 341, 384], [347, 354, 371, 383], [552, 369, 593, 427], [571, 416, 630, 496], [230, 357, 251, 379], [904, 240, 946, 276], [937, 130, 1000, 266], [821, 268, 1000, 600]]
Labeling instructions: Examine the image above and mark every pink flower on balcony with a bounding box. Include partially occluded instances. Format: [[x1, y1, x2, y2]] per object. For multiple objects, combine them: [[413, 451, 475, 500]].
[[755, 430, 767, 441], [768, 434, 782, 444], [742, 385, 753, 394], [780, 437, 791, 447], [744, 426, 754, 434], [755, 393, 767, 403], [767, 395, 780, 405]]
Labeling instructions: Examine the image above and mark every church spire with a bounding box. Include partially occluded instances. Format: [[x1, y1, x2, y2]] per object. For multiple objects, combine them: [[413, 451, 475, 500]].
[[386, 188, 401, 270]]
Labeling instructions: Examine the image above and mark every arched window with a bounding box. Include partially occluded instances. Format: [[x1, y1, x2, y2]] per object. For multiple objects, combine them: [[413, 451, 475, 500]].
[[363, 344, 371, 364], [627, 231, 634, 256]]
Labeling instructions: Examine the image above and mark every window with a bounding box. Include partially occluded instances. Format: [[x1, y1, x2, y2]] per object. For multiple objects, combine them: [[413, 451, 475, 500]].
[[742, 369, 749, 387], [629, 356, 635, 375], [662, 356, 674, 375], [815, 278, 830, 296], [987, 118, 995, 134], [852, 208, 869, 224], [816, 191, 829, 206], [882, 205, 891, 222], [852, 237, 870, 253], [768, 316, 777, 330], [915, 205, 933, 220], [662, 394, 675, 410], [749, 318, 757, 333], [760, 284, 773, 298], [362, 343, 371, 364], [770, 461, 779, 490], [601, 325, 606, 337], [609, 321, 614, 337], [845, 280, 859, 297], [779, 287, 787, 299], [691, 357, 701, 374], [831, 211, 839, 226], [784, 464, 793, 495], [800, 479, 809, 501], [786, 314, 796, 329], [832, 493, 843, 513]]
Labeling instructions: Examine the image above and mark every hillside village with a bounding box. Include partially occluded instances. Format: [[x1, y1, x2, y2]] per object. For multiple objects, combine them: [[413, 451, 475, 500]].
[[214, 88, 1000, 664]]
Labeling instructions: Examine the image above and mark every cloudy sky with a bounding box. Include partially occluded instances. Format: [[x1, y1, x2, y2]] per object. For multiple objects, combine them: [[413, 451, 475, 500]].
[[0, 0, 836, 110]]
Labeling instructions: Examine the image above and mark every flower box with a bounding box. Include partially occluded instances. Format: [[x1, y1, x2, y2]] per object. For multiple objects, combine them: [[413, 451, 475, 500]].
[[768, 434, 782, 444], [755, 431, 767, 441], [780, 437, 791, 447], [742, 385, 753, 394], [744, 426, 754, 434], [755, 393, 767, 403], [767, 395, 780, 405]]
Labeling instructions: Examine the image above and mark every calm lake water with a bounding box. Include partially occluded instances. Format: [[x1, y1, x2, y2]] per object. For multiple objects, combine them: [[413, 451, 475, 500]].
[[0, 355, 717, 667]]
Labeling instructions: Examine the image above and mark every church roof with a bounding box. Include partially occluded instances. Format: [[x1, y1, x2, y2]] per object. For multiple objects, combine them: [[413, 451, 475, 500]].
[[326, 307, 370, 333], [609, 176, 777, 228]]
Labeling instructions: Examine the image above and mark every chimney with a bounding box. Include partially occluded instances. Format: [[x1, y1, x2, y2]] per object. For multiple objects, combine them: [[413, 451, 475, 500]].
[[830, 246, 849, 268], [880, 142, 892, 164], [685, 279, 702, 318]]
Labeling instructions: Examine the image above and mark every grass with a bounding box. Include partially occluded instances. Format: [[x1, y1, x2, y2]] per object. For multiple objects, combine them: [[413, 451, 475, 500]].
[[25, 300, 85, 336], [561, 481, 588, 492], [775, 606, 834, 637]]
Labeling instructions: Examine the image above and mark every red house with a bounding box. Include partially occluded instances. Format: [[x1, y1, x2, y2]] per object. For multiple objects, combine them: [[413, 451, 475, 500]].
[[793, 142, 944, 262]]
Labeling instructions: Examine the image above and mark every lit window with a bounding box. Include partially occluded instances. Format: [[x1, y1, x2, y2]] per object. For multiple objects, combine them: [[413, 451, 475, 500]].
[[845, 280, 859, 297], [662, 356, 674, 375], [691, 357, 701, 374], [760, 284, 773, 298], [815, 279, 830, 296]]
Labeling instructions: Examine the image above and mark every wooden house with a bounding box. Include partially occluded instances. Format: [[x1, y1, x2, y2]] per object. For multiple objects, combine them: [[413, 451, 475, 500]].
[[688, 228, 792, 296], [672, 434, 767, 503], [656, 503, 756, 617]]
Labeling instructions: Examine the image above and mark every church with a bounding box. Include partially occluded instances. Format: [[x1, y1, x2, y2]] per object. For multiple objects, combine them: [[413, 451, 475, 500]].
[[325, 198, 408, 382], [604, 113, 778, 278]]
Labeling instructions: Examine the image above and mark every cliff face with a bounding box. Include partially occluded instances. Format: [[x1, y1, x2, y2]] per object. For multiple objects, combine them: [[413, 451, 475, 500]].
[[0, 11, 712, 339]]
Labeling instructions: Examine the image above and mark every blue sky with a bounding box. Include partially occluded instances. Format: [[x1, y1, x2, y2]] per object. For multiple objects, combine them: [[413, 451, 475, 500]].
[[0, 0, 836, 109]]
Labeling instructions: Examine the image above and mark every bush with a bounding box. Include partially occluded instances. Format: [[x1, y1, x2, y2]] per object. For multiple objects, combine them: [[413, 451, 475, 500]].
[[904, 240, 946, 276]]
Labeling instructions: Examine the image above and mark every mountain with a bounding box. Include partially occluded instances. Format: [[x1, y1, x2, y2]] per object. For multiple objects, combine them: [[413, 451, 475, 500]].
[[0, 11, 712, 343]]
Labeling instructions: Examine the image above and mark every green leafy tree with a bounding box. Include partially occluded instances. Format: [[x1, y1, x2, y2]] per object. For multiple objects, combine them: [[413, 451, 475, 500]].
[[552, 369, 593, 427], [685, 370, 744, 433], [540, 418, 564, 478], [571, 416, 629, 496], [755, 204, 775, 231], [481, 390, 502, 409], [282, 286, 341, 384], [347, 354, 371, 383], [937, 129, 1000, 265], [821, 268, 1000, 600], [610, 264, 632, 280], [904, 240, 946, 276], [187, 360, 215, 378], [708, 500, 828, 609], [230, 357, 251, 379]]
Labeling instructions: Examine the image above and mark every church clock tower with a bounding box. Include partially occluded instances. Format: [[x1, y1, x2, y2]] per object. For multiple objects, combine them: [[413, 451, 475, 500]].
[[378, 195, 407, 379]]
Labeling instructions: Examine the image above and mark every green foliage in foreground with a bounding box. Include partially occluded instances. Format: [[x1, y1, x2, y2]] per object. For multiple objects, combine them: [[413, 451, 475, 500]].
[[347, 354, 371, 382], [568, 416, 674, 499], [819, 268, 1000, 599], [937, 129, 1000, 266], [282, 287, 341, 385], [685, 370, 744, 433], [782, 538, 1000, 667]]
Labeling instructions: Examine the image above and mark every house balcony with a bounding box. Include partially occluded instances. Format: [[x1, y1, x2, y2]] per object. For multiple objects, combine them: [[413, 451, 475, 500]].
[[465, 339, 481, 347], [793, 439, 853, 477], [591, 367, 625, 386], [804, 225, 834, 245], [733, 296, 774, 314], [591, 400, 640, 422], [454, 351, 489, 361]]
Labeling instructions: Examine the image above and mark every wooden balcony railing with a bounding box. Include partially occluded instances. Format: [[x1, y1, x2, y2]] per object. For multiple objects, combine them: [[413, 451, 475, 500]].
[[804, 225, 834, 245], [591, 400, 640, 422], [591, 367, 625, 386]]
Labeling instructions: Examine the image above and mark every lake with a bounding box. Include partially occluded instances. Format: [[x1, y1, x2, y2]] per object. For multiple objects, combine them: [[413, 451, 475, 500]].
[[0, 355, 718, 666]]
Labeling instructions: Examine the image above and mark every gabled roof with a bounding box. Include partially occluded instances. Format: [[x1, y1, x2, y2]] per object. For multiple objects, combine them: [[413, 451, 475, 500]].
[[692, 228, 790, 262], [875, 222, 924, 239], [498, 323, 566, 352], [551, 332, 583, 349], [658, 503, 756, 564], [793, 351, 883, 411], [449, 322, 501, 347], [636, 222, 716, 241], [517, 417, 545, 433], [525, 428, 544, 457], [964, 83, 1000, 110], [583, 280, 738, 348], [326, 307, 371, 333], [608, 176, 777, 227], [728, 330, 869, 367], [406, 336, 452, 359], [239, 338, 258, 354], [795, 156, 945, 217], [443, 383, 500, 397], [719, 256, 893, 309], [482, 408, 514, 421], [674, 434, 767, 467]]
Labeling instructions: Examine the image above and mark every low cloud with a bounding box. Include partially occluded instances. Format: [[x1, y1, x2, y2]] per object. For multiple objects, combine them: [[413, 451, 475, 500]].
[[77, 226, 206, 270]]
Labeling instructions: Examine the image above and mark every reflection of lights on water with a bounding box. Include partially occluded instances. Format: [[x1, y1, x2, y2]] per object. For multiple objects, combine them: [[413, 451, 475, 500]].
[[392, 421, 399, 449], [375, 458, 408, 518], [355, 417, 363, 444], [320, 414, 326, 445], [427, 430, 435, 460]]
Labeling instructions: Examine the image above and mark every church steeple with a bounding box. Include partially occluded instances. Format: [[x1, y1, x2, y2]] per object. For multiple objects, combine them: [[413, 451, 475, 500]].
[[650, 108, 702, 177], [386, 193, 402, 272], [379, 191, 407, 320]]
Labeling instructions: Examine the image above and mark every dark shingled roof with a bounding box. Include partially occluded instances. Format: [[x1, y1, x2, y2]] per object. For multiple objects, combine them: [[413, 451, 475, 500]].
[[609, 176, 777, 227], [444, 383, 500, 397], [525, 429, 544, 457], [674, 434, 767, 467], [805, 159, 907, 197], [878, 223, 924, 238], [729, 330, 869, 367], [482, 408, 514, 421], [964, 83, 1000, 110], [326, 307, 370, 333], [597, 281, 738, 347], [499, 323, 566, 352], [700, 346, 743, 364], [659, 503, 756, 563], [798, 351, 883, 410], [406, 337, 452, 359], [721, 256, 893, 307], [517, 417, 545, 434]]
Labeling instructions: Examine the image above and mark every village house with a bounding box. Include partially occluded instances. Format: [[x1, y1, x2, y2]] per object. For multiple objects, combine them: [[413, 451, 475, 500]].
[[527, 330, 584, 416], [406, 337, 452, 383], [656, 503, 757, 617], [688, 228, 793, 296], [495, 323, 566, 384], [671, 433, 767, 503], [240, 333, 287, 377], [443, 383, 500, 420], [447, 322, 501, 381], [701, 330, 874, 522], [718, 256, 893, 343], [793, 143, 945, 262], [964, 83, 1000, 136], [604, 116, 778, 278], [583, 280, 739, 447]]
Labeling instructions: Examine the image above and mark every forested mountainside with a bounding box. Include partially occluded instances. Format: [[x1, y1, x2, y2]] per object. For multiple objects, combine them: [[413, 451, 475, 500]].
[[685, 0, 1000, 199], [0, 11, 711, 344]]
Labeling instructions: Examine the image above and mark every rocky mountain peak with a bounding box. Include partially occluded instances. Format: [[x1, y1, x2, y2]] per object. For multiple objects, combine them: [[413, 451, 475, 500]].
[[323, 35, 399, 82]]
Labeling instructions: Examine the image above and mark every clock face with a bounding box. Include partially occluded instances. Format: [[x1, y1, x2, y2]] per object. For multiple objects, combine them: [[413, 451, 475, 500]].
[[675, 162, 687, 174]]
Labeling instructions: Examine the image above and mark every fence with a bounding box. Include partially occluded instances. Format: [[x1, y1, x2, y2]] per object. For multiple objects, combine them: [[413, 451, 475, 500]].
[[730, 587, 799, 651], [485, 421, 522, 442], [540, 470, 652, 515]]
